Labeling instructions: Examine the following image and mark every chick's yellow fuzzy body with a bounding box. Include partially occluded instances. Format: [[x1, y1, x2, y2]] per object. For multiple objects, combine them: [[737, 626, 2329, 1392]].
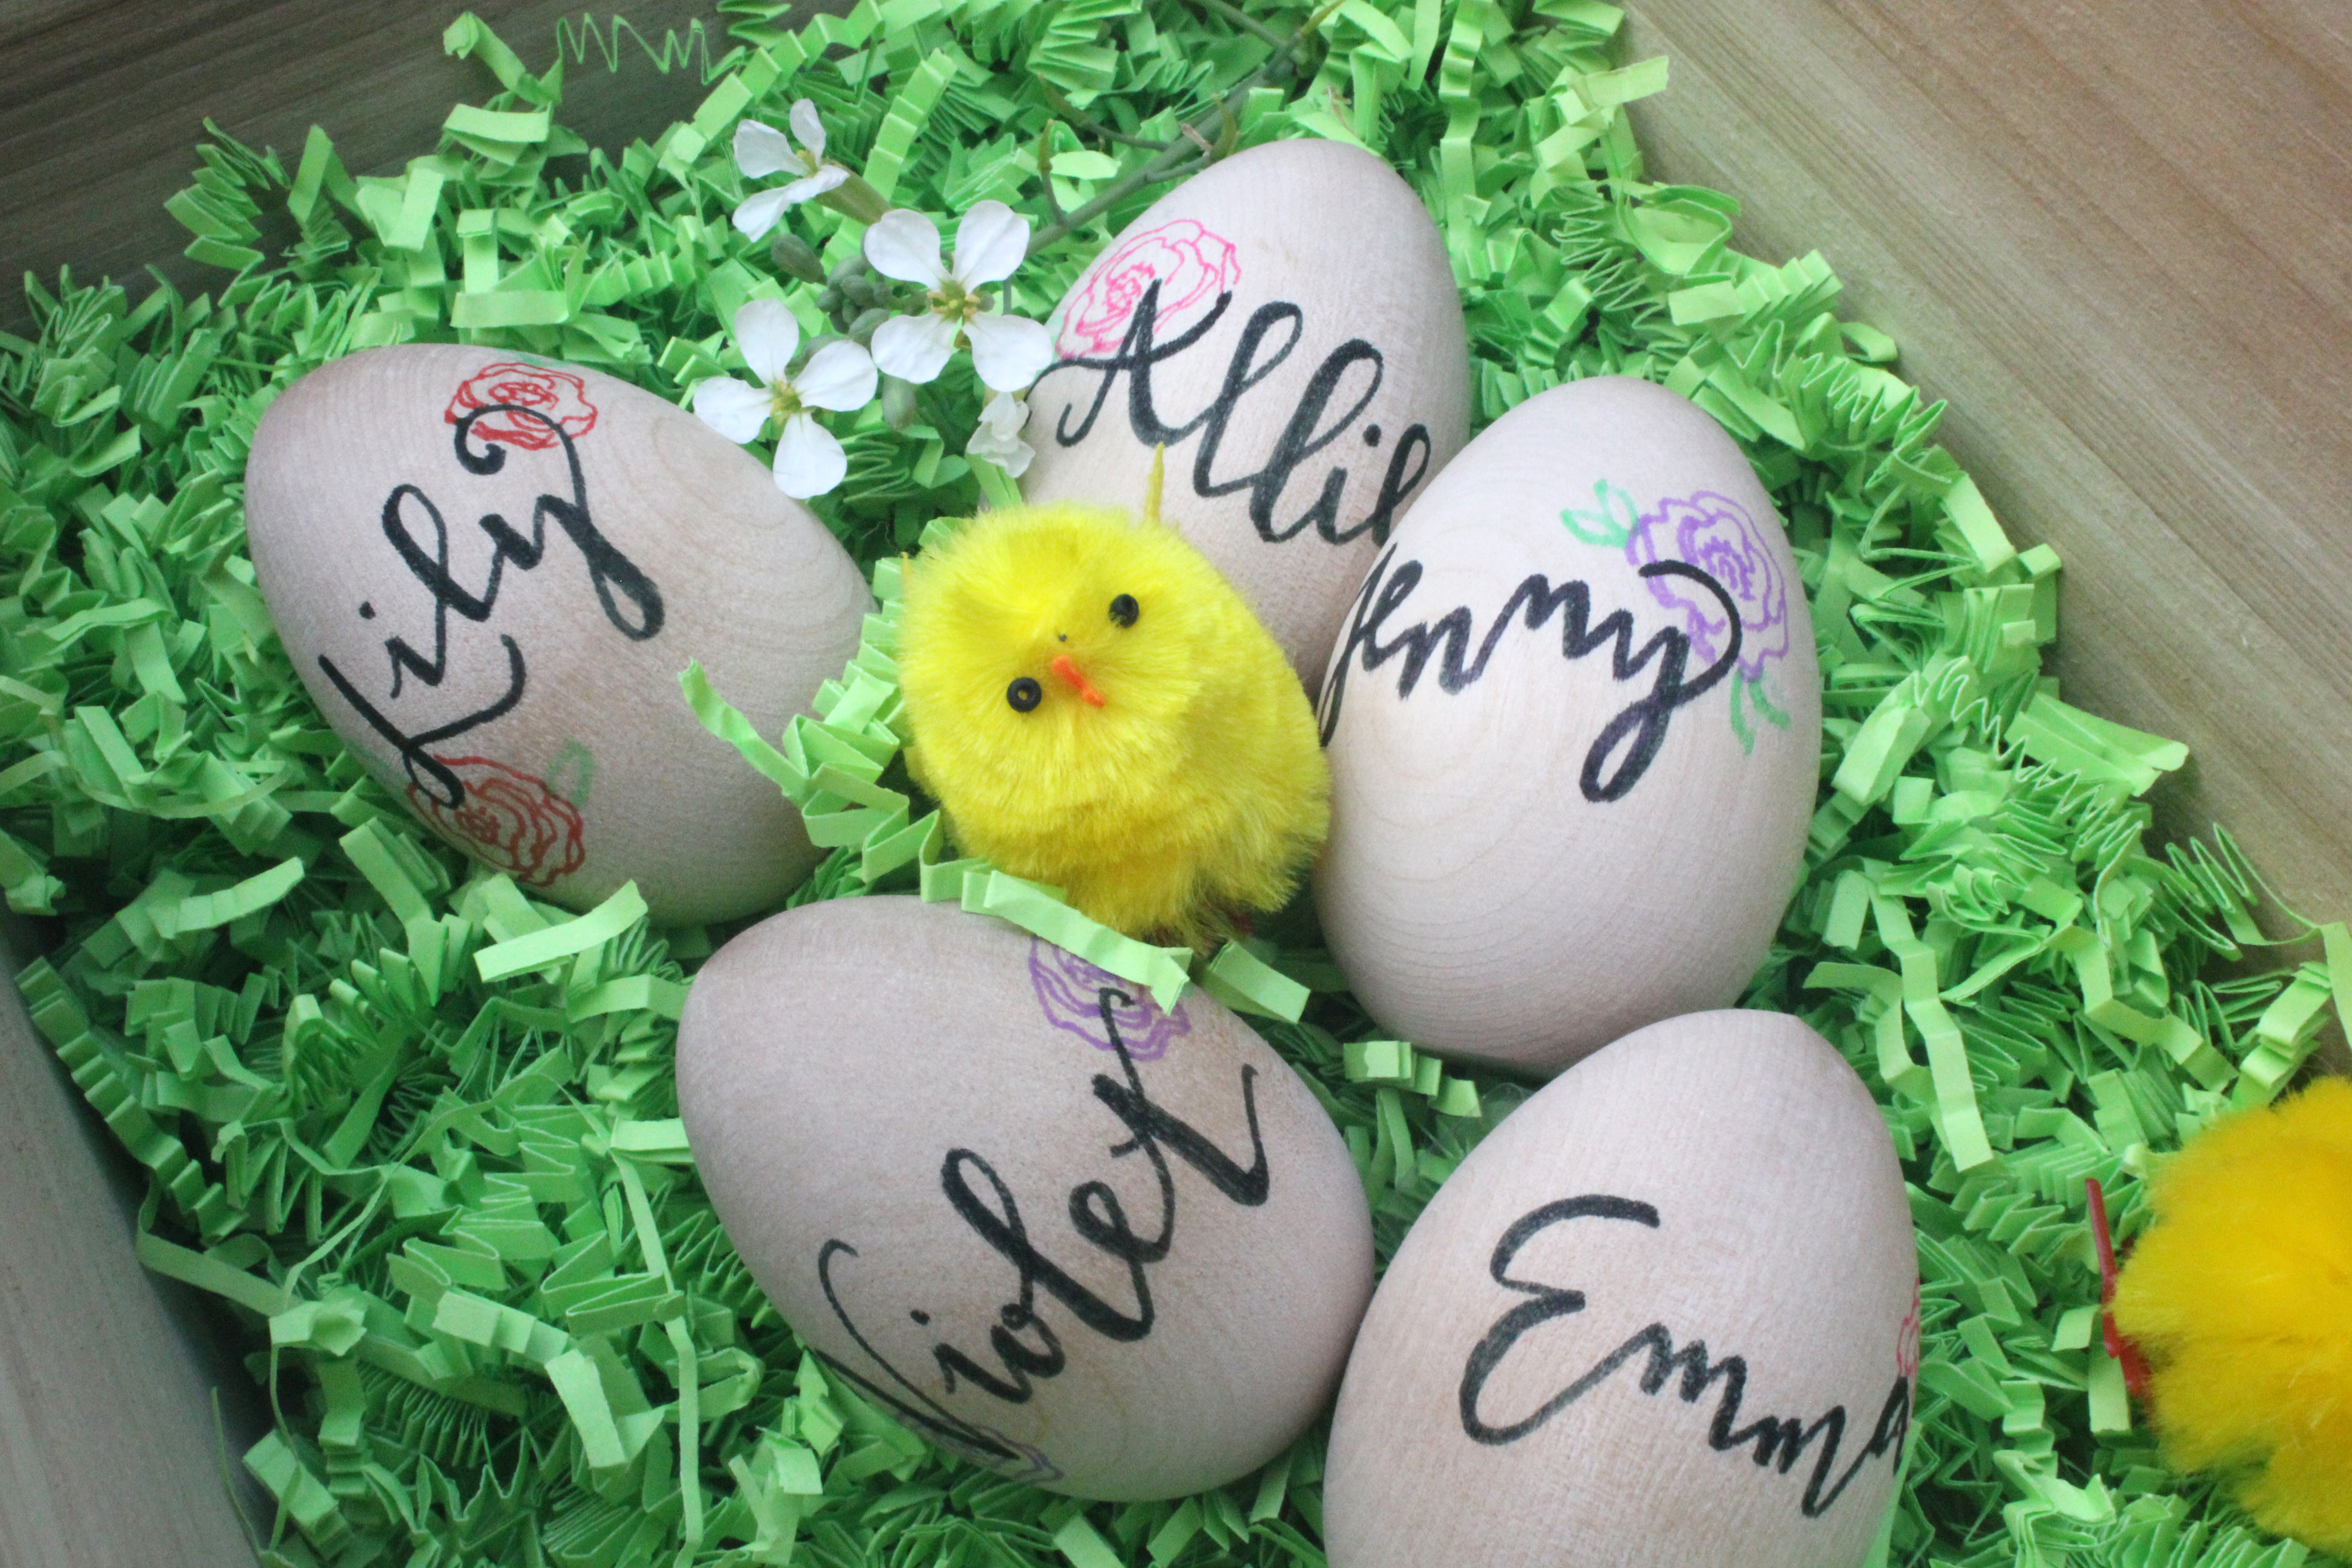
[[2111, 1078, 2352, 1554], [896, 501, 1328, 946]]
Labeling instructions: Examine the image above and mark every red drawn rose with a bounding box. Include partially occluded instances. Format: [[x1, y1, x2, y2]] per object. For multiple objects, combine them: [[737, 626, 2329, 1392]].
[[407, 756, 587, 887], [444, 362, 599, 451], [1057, 219, 1241, 358]]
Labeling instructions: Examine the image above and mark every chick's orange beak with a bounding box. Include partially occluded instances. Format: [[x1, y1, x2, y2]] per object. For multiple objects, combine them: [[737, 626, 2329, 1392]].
[[1050, 653, 1106, 707]]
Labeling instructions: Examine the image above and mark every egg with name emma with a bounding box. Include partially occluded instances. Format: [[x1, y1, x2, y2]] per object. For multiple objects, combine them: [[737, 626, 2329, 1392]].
[[675, 896, 1375, 1500], [244, 346, 868, 923], [1314, 377, 1821, 1073], [1324, 1009, 1918, 1568], [1022, 138, 1471, 686]]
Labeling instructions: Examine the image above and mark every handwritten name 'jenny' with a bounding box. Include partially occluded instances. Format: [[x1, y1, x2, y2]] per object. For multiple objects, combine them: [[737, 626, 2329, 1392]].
[[1315, 543, 1742, 803]]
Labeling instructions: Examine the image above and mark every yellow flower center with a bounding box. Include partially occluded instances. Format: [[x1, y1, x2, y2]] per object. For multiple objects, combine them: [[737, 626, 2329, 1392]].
[[931, 279, 991, 324], [768, 382, 807, 422]]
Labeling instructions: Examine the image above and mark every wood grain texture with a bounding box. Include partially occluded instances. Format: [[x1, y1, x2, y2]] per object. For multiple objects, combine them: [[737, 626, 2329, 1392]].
[[1619, 0, 2352, 936], [0, 0, 740, 336], [0, 928, 267, 1568]]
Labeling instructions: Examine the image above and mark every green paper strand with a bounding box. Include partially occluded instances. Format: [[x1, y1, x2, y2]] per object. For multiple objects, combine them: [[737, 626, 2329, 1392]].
[[2, 4, 2347, 1567]]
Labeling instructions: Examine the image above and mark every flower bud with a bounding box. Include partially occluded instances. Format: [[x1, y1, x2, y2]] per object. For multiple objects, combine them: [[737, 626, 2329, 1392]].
[[769, 231, 826, 284], [848, 307, 892, 344]]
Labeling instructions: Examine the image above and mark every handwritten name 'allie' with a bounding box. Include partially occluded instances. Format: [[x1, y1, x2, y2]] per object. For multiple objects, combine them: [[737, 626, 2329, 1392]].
[[1457, 1194, 1911, 1520], [1315, 543, 1742, 803]]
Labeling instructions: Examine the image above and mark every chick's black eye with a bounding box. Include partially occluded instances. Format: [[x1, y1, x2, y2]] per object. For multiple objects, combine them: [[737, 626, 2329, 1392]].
[[1006, 676, 1042, 713], [1109, 593, 1139, 628]]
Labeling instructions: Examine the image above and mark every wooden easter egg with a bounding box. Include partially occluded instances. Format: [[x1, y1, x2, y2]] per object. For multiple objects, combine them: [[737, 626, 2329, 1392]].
[[1324, 1009, 1918, 1568], [244, 346, 867, 923], [1313, 377, 1821, 1074], [676, 895, 1375, 1500], [1021, 138, 1471, 686]]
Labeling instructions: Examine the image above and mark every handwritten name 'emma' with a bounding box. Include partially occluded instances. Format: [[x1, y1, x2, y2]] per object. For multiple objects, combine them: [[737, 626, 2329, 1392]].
[[1040, 279, 1433, 548], [1315, 544, 1741, 802], [316, 404, 662, 810], [815, 987, 1270, 1474], [1457, 1194, 1911, 1521]]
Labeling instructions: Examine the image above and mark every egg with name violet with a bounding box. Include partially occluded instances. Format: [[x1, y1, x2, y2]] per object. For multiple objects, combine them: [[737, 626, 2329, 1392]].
[[1324, 1009, 1918, 1568], [675, 895, 1375, 1500], [244, 345, 868, 923], [1021, 137, 1471, 686], [1313, 376, 1821, 1074]]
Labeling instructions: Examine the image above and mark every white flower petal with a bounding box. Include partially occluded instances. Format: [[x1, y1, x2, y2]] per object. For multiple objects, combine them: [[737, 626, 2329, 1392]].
[[964, 309, 1055, 392], [733, 120, 810, 180], [966, 392, 1034, 478], [789, 98, 826, 159], [776, 166, 850, 207], [731, 186, 794, 242], [863, 209, 947, 286], [734, 299, 801, 389], [869, 312, 959, 385], [691, 377, 772, 445], [773, 413, 848, 499], [950, 200, 1029, 288], [795, 340, 878, 412]]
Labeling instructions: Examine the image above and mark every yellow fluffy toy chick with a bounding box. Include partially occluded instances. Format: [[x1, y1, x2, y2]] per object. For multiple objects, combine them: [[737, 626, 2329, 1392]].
[[895, 482, 1328, 949], [2112, 1077, 2352, 1555]]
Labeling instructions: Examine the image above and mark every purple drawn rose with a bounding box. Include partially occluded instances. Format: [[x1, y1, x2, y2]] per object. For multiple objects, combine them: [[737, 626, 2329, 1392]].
[[1626, 491, 1791, 682], [1028, 938, 1190, 1061]]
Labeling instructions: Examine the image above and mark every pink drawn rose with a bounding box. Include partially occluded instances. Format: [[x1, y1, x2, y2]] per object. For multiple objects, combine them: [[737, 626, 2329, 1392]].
[[1057, 219, 1241, 358], [444, 362, 599, 451], [1896, 1284, 1921, 1381], [1626, 490, 1792, 682], [407, 756, 587, 887], [1028, 938, 1190, 1062]]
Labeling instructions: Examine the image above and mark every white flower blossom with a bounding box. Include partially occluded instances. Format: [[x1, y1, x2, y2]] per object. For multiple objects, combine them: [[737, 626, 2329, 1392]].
[[692, 299, 877, 499], [731, 100, 851, 241], [863, 201, 1055, 393], [966, 391, 1035, 478]]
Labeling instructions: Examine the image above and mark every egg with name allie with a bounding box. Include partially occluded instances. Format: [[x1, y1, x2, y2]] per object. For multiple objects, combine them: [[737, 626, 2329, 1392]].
[[1021, 138, 1471, 686], [244, 345, 868, 923], [675, 895, 1375, 1499], [1313, 377, 1821, 1074], [1324, 1009, 1918, 1568]]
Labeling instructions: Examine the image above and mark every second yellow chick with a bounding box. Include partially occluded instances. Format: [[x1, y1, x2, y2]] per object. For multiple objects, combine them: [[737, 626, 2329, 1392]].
[[896, 500, 1329, 948]]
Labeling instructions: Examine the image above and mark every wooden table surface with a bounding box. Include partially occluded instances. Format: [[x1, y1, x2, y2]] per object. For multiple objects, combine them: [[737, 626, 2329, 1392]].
[[1624, 0, 2352, 940], [2, 1, 2347, 1561]]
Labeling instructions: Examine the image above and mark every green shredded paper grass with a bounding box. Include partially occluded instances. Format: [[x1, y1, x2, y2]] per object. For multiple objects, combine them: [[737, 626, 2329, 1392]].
[[4, 3, 2348, 1565]]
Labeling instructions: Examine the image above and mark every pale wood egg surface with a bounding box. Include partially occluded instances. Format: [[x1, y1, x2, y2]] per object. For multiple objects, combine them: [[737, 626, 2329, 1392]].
[[1020, 137, 1471, 688], [244, 345, 869, 924], [1324, 1009, 1918, 1568], [1316, 378, 1821, 1075], [675, 896, 1376, 1501]]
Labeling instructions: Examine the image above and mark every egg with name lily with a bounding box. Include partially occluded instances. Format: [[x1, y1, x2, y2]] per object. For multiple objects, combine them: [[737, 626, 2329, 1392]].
[[1019, 138, 1472, 687], [244, 344, 869, 922], [1323, 1009, 1918, 1568], [1313, 377, 1822, 1074], [676, 895, 1375, 1500]]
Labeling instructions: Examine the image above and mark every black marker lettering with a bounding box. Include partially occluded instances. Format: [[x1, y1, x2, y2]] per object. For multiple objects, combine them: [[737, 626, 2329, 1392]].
[[1458, 1194, 1911, 1519], [1316, 546, 1742, 802], [818, 988, 1270, 1463]]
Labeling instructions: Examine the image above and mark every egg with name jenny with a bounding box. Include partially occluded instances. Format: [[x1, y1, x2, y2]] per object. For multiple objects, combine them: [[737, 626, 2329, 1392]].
[[1324, 1010, 1918, 1568], [1021, 138, 1470, 687], [1314, 377, 1821, 1074], [244, 346, 868, 923], [675, 896, 1375, 1500]]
